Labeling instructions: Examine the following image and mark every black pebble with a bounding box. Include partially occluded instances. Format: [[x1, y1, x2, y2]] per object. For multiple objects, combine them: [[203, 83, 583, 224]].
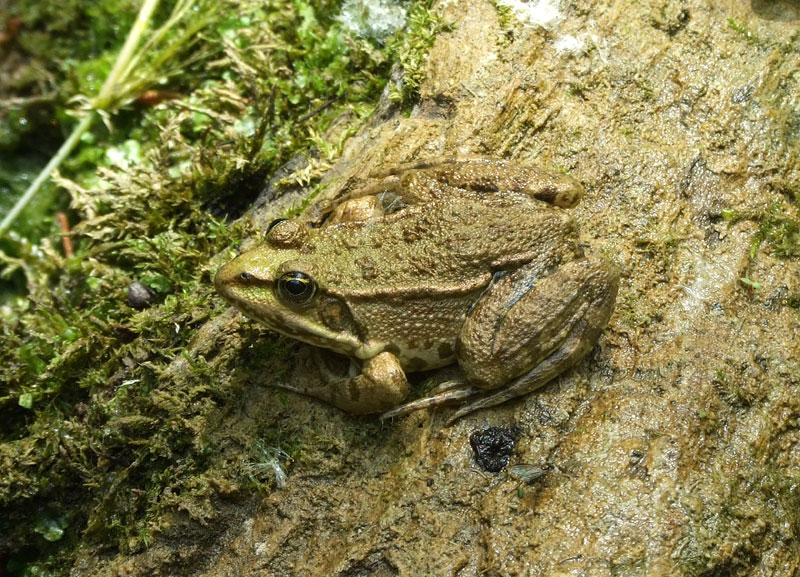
[[127, 281, 156, 310], [469, 426, 519, 473]]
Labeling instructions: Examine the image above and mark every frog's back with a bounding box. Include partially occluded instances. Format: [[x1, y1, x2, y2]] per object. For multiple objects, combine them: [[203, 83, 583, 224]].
[[313, 193, 580, 297]]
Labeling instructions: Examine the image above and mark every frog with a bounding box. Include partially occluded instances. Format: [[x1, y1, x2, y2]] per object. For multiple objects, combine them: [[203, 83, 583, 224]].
[[214, 158, 619, 423]]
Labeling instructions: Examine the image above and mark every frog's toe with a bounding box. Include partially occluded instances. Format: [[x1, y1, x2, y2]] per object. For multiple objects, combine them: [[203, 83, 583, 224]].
[[380, 383, 480, 421], [447, 319, 599, 424]]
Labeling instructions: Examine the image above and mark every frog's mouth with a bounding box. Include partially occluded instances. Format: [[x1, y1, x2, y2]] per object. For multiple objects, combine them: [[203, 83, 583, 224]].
[[262, 311, 361, 355], [220, 288, 376, 360]]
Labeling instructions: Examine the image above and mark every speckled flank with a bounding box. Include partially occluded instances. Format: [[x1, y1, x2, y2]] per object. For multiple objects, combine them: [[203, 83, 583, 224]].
[[347, 292, 476, 370]]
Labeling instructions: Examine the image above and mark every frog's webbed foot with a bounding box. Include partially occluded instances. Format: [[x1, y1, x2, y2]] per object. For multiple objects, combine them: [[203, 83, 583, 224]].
[[379, 381, 481, 421]]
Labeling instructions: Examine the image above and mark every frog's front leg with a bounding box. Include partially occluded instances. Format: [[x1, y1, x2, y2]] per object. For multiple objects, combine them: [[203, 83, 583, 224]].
[[450, 256, 618, 422], [281, 351, 409, 414]]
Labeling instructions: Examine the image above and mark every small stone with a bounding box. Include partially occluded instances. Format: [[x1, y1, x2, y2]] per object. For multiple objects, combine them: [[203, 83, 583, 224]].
[[127, 281, 156, 310], [469, 426, 519, 473]]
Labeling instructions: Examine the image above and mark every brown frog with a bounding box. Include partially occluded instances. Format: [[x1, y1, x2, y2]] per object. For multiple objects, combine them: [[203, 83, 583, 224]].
[[215, 158, 618, 422]]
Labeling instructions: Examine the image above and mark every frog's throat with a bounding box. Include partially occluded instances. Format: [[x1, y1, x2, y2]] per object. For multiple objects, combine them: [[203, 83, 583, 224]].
[[253, 310, 381, 360]]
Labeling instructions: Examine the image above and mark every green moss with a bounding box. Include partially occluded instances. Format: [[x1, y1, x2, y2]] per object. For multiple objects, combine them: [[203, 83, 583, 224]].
[[727, 17, 766, 48], [722, 202, 800, 261], [0, 0, 444, 574], [385, 1, 453, 105], [492, 2, 516, 32], [677, 462, 800, 575]]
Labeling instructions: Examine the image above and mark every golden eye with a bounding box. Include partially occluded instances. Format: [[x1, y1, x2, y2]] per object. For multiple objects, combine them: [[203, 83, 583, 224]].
[[266, 218, 287, 234], [277, 272, 317, 305], [266, 219, 307, 248]]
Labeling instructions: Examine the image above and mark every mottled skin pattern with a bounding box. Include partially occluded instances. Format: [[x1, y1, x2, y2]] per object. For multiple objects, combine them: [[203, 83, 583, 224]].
[[215, 158, 619, 422]]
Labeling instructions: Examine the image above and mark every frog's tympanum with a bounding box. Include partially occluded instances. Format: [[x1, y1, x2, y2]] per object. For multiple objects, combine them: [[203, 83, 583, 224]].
[[215, 158, 619, 422]]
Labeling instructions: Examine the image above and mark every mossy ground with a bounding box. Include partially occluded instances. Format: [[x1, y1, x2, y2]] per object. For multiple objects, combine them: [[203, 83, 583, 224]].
[[0, 1, 444, 574]]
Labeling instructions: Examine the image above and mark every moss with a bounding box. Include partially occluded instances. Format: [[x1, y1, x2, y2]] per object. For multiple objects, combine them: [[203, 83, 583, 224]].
[[385, 1, 453, 105], [0, 0, 445, 574], [677, 462, 800, 576], [722, 201, 800, 261], [727, 17, 766, 48], [489, 0, 517, 45]]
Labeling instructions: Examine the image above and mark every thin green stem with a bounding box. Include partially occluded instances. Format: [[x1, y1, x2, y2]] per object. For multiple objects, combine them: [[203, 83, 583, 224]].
[[118, 0, 192, 87], [94, 0, 161, 110], [0, 0, 161, 237], [0, 113, 94, 236]]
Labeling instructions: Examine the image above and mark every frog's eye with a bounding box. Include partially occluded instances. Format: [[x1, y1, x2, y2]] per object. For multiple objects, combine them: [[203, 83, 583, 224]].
[[266, 219, 307, 248], [266, 218, 288, 234], [276, 272, 317, 305]]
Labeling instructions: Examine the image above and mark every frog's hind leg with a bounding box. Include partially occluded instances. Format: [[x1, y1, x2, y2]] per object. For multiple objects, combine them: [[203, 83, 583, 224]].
[[387, 158, 585, 208], [379, 381, 481, 421], [445, 330, 584, 425], [451, 257, 618, 424]]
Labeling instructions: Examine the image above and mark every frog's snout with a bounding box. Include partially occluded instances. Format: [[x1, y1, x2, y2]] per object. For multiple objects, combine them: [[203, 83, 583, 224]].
[[214, 259, 240, 302]]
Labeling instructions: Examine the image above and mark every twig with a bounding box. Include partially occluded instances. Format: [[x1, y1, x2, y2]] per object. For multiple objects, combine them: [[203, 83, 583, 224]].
[[56, 212, 74, 257]]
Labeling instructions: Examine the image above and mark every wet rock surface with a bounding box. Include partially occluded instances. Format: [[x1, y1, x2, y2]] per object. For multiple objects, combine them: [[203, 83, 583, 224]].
[[74, 0, 800, 575]]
